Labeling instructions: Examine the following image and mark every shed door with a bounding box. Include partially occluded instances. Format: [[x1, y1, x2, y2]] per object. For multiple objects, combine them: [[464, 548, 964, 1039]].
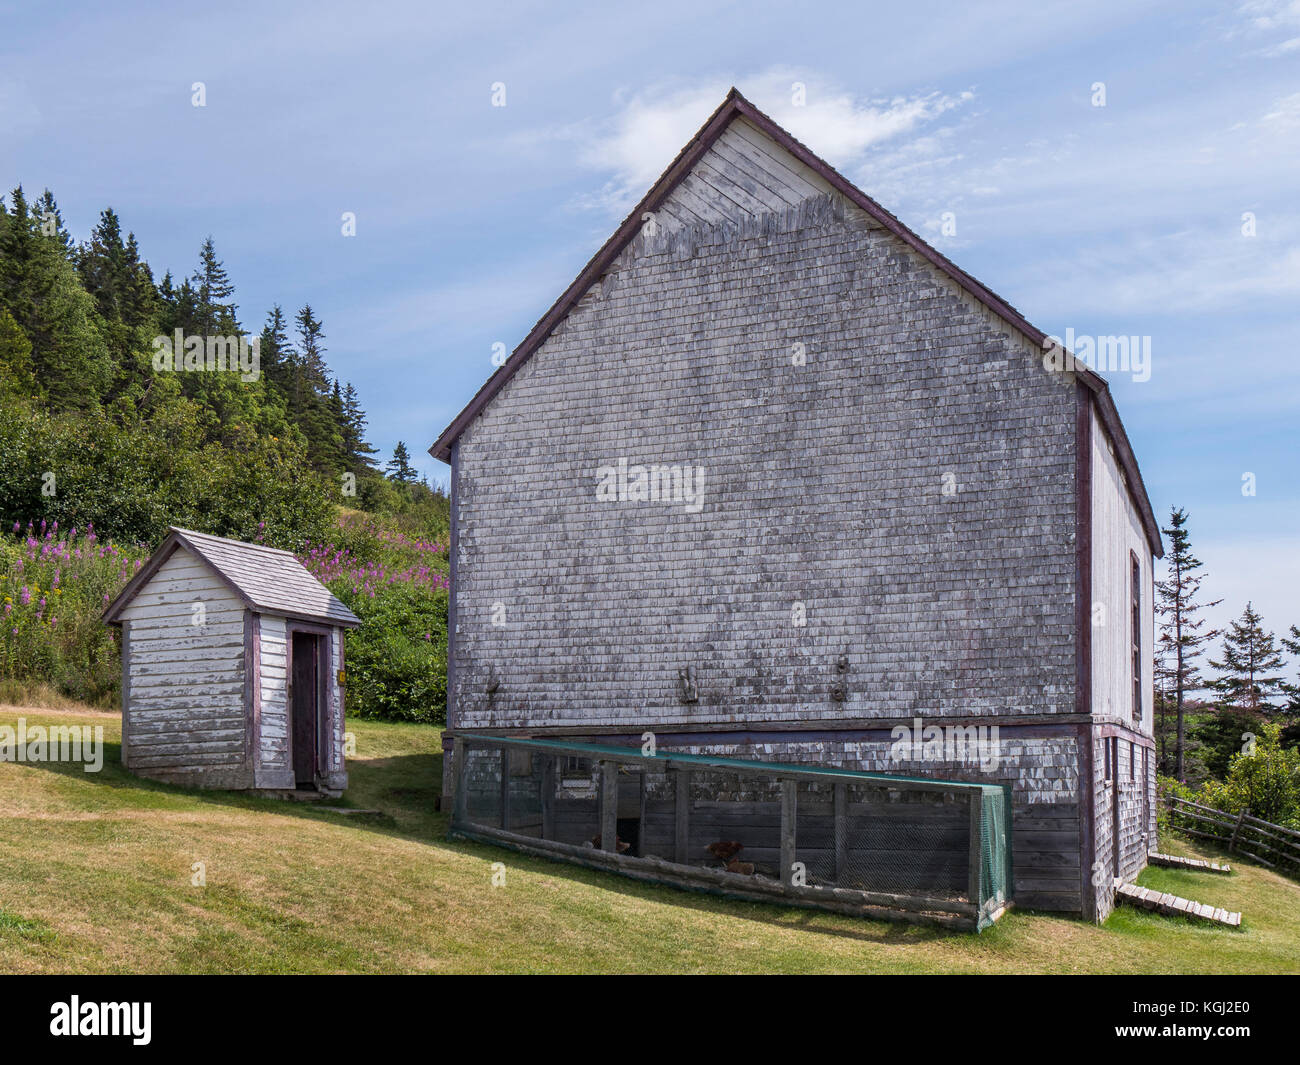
[[291, 632, 323, 787]]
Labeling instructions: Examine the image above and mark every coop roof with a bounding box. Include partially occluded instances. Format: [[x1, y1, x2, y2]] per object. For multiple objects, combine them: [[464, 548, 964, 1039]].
[[103, 527, 361, 628], [428, 88, 1163, 558]]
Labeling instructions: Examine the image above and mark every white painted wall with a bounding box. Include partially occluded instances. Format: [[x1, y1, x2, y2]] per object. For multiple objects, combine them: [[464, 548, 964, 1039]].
[[119, 546, 246, 772], [255, 616, 346, 788], [257, 615, 289, 775], [1090, 409, 1154, 733]]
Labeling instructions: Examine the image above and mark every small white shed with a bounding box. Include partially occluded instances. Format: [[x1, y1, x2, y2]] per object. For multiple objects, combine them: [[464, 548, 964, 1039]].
[[103, 527, 361, 796]]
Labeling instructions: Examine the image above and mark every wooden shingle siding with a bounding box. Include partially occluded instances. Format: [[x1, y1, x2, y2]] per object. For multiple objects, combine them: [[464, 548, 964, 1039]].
[[654, 120, 833, 233], [438, 97, 1166, 916], [453, 192, 1078, 731]]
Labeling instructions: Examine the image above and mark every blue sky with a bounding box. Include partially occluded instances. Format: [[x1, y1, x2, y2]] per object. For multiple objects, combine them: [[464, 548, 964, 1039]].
[[2, 0, 1297, 641]]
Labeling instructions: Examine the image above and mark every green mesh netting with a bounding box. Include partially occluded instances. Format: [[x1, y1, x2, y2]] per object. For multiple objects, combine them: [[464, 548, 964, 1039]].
[[451, 734, 1013, 931]]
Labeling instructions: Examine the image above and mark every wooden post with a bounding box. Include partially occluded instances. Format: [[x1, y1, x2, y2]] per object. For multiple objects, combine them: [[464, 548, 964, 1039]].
[[780, 779, 797, 887], [540, 754, 555, 841], [500, 748, 510, 831], [967, 788, 984, 907], [600, 760, 618, 853], [1229, 808, 1248, 854], [833, 782, 848, 884], [674, 767, 691, 864], [451, 738, 468, 827], [636, 770, 647, 859]]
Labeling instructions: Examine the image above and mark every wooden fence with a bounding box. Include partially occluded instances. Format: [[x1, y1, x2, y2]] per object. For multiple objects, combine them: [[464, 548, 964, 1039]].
[[446, 732, 1014, 931], [1166, 796, 1300, 875]]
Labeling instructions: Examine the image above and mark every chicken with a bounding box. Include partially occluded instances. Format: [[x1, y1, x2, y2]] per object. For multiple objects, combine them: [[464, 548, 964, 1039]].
[[707, 840, 745, 864]]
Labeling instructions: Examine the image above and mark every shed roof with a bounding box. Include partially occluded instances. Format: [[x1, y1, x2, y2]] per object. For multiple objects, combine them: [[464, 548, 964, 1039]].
[[428, 88, 1163, 558], [103, 526, 361, 628]]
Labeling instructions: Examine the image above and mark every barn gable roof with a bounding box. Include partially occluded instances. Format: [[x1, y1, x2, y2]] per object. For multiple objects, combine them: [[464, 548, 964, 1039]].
[[103, 527, 361, 628], [429, 88, 1163, 558]]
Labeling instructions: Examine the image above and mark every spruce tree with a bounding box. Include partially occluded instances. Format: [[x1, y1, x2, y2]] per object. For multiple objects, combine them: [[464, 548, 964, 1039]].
[[191, 236, 239, 334], [341, 382, 379, 472], [77, 208, 130, 322], [0, 186, 113, 409], [1155, 507, 1222, 781], [1280, 625, 1300, 714], [258, 304, 293, 393], [1210, 603, 1286, 713], [289, 304, 342, 471], [294, 304, 330, 394], [122, 233, 158, 328], [35, 188, 74, 258], [387, 440, 417, 484]]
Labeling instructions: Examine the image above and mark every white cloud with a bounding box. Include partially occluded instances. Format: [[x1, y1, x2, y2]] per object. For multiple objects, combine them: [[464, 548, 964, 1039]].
[[572, 71, 974, 215], [1229, 0, 1300, 55]]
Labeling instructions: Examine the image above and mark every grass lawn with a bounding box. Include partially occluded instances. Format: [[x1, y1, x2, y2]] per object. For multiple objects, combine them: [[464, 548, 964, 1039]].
[[1, 704, 1297, 974]]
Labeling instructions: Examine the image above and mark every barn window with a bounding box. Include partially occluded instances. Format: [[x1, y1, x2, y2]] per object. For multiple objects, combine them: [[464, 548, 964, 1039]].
[[1130, 552, 1142, 722], [1103, 736, 1113, 783]]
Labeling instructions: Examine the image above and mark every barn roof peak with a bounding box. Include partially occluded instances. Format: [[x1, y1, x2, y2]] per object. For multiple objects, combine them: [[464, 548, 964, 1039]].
[[429, 89, 1162, 557], [103, 526, 361, 628]]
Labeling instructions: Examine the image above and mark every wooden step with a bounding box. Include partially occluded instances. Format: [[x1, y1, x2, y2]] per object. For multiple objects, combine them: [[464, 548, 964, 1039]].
[[1116, 883, 1241, 928], [1147, 852, 1231, 874]]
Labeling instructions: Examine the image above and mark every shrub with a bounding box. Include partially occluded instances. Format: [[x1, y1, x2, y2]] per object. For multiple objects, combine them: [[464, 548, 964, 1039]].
[[1155, 773, 1197, 836], [333, 584, 448, 724], [298, 524, 449, 724], [1197, 722, 1300, 828]]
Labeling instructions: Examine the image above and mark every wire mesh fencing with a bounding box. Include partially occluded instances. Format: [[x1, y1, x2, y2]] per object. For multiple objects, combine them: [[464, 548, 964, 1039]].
[[449, 734, 1012, 930]]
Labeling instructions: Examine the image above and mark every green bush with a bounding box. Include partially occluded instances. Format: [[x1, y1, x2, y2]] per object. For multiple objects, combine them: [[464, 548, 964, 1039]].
[[334, 583, 448, 724], [1198, 722, 1300, 828], [1156, 773, 1197, 837], [0, 396, 332, 549]]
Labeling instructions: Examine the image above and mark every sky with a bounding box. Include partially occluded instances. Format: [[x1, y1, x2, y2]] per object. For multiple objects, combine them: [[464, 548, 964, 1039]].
[[1, 0, 1297, 642]]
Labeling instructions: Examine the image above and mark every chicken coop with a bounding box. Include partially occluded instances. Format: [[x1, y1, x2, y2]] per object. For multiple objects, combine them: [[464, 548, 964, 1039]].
[[448, 734, 1012, 930]]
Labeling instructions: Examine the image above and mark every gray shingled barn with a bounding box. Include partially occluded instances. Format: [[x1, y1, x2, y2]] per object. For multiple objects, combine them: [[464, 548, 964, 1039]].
[[432, 90, 1163, 923], [104, 527, 360, 796]]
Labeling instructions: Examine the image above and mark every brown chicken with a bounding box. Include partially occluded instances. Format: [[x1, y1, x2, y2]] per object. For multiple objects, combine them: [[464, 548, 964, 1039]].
[[707, 840, 745, 864]]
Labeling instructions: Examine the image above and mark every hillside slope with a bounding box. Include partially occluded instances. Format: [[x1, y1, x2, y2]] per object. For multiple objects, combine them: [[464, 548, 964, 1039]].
[[1, 705, 1297, 974]]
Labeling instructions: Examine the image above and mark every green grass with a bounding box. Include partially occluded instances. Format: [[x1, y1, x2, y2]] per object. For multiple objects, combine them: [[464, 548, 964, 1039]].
[[1, 703, 1297, 973]]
